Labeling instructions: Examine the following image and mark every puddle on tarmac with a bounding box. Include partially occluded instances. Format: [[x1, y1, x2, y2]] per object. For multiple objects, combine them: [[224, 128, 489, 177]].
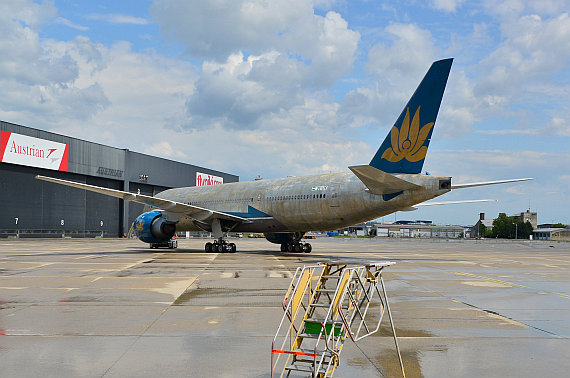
[[173, 287, 282, 305], [375, 325, 433, 338], [62, 296, 101, 303], [349, 328, 445, 378]]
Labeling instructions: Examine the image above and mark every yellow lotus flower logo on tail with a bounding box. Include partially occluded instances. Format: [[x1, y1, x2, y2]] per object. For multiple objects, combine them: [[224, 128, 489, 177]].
[[381, 106, 434, 163]]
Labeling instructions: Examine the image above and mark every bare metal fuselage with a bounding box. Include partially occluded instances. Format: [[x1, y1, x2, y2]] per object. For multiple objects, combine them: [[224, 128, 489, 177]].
[[152, 172, 451, 233]]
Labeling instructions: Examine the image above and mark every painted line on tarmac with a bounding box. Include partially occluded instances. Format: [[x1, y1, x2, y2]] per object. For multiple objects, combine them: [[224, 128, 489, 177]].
[[451, 272, 570, 300]]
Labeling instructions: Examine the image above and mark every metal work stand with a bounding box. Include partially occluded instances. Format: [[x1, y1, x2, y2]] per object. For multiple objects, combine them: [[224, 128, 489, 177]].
[[271, 261, 405, 377]]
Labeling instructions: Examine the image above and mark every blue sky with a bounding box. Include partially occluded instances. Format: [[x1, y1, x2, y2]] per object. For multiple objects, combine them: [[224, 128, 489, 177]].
[[1, 0, 569, 226]]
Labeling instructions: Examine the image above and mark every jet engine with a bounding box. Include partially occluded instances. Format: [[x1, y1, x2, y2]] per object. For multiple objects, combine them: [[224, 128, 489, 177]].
[[263, 232, 304, 245], [134, 211, 176, 243], [264, 232, 312, 253]]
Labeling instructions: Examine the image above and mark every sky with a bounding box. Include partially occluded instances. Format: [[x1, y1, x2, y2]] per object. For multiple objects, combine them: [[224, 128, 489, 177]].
[[1, 0, 569, 226]]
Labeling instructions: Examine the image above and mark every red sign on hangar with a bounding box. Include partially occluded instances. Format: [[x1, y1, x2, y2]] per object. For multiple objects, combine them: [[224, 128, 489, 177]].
[[0, 131, 69, 171]]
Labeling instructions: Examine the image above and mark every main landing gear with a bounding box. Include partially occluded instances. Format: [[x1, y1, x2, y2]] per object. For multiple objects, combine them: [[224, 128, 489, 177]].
[[280, 242, 312, 253], [205, 239, 236, 253], [204, 219, 237, 253]]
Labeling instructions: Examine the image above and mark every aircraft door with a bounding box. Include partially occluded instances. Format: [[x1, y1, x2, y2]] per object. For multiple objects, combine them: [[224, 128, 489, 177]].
[[329, 186, 340, 208]]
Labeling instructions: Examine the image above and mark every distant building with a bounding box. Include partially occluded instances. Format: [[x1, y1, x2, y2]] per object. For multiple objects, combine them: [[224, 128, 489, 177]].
[[470, 211, 539, 238], [338, 221, 464, 239], [537, 224, 568, 229], [533, 228, 570, 241], [344, 223, 373, 236], [515, 210, 537, 229], [470, 213, 493, 238], [373, 223, 464, 239], [0, 120, 238, 238]]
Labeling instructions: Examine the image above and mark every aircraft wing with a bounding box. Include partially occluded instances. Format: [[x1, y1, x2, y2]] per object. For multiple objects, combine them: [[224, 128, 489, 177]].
[[35, 175, 247, 223], [349, 165, 420, 195], [451, 178, 532, 189]]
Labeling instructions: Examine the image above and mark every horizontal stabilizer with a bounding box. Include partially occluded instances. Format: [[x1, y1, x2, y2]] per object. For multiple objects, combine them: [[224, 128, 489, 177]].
[[452, 178, 533, 189], [401, 199, 498, 211], [415, 199, 498, 206], [35, 175, 247, 223], [349, 165, 420, 195]]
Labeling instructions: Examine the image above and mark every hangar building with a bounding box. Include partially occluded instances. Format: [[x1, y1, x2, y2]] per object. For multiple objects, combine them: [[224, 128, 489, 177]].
[[0, 121, 238, 238]]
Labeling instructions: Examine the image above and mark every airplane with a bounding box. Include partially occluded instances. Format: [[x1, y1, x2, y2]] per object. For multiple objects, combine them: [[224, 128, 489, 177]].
[[36, 58, 532, 253]]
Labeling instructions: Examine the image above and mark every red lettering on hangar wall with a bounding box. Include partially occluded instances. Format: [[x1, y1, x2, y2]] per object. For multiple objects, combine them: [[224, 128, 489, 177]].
[[0, 131, 69, 171], [196, 172, 223, 186]]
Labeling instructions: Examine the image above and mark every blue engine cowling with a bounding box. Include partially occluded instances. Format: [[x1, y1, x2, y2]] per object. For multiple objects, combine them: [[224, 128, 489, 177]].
[[263, 232, 304, 245], [134, 211, 176, 243]]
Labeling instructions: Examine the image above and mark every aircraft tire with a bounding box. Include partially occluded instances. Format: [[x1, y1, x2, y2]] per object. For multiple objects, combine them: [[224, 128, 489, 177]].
[[217, 244, 225, 253], [287, 244, 294, 252], [205, 242, 212, 252], [229, 243, 237, 253], [294, 244, 301, 253], [280, 244, 287, 252], [304, 244, 312, 253]]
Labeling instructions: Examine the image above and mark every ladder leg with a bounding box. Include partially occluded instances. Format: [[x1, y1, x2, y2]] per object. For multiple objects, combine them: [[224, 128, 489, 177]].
[[380, 275, 406, 378]]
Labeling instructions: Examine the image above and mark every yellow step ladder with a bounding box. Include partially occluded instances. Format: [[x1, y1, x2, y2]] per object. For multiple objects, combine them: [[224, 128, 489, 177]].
[[271, 260, 405, 377]]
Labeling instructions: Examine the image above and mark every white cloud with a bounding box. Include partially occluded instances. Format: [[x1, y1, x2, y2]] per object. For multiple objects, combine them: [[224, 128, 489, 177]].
[[0, 2, 197, 147], [145, 141, 187, 159], [366, 23, 436, 79], [0, 2, 110, 125], [476, 129, 538, 135], [87, 14, 149, 25], [0, 0, 56, 29], [55, 17, 89, 31], [150, 1, 359, 131], [431, 0, 465, 13], [484, 0, 567, 17], [426, 150, 569, 185], [543, 117, 570, 136], [185, 51, 305, 129], [341, 23, 438, 129], [151, 0, 361, 85], [476, 13, 570, 99]]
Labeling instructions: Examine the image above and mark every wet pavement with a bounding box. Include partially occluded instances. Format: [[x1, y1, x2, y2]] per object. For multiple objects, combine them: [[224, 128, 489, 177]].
[[0, 237, 569, 377]]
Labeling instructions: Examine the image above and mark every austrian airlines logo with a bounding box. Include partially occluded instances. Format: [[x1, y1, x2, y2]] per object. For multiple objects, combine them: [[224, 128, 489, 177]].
[[0, 131, 69, 171]]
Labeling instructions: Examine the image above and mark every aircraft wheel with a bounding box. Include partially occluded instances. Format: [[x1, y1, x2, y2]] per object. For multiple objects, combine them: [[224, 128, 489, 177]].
[[287, 244, 294, 252], [280, 244, 287, 252], [217, 244, 225, 253], [304, 243, 312, 253], [294, 244, 301, 253], [229, 243, 237, 253]]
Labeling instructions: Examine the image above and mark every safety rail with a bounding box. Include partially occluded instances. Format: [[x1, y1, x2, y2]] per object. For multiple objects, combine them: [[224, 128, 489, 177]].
[[0, 229, 109, 238], [271, 260, 405, 378]]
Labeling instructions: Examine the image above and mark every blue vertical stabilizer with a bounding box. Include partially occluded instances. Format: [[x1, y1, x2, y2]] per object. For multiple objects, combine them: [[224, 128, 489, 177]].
[[369, 58, 453, 174]]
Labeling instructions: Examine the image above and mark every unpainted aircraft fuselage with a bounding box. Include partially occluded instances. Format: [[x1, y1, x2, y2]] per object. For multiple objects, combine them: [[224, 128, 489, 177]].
[[158, 172, 451, 233]]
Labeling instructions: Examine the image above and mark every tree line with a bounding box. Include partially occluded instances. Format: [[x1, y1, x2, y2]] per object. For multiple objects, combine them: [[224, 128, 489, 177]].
[[480, 213, 534, 239]]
